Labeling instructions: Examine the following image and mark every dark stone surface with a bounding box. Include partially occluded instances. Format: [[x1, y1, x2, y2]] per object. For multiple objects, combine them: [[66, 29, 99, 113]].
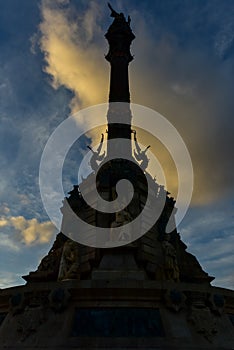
[[71, 307, 165, 337]]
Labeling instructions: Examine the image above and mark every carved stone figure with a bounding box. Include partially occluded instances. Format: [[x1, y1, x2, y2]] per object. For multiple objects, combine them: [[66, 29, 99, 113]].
[[208, 293, 225, 316], [162, 234, 180, 282], [133, 130, 150, 171], [188, 305, 218, 342], [38, 252, 57, 272], [16, 306, 46, 342], [127, 15, 131, 26], [23, 248, 61, 282], [68, 185, 80, 200], [9, 293, 25, 315], [110, 207, 132, 242], [164, 289, 186, 312], [48, 288, 70, 313], [58, 239, 80, 280], [87, 133, 105, 172]]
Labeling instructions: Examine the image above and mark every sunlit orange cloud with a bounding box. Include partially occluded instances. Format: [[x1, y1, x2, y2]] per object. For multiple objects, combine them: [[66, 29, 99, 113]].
[[39, 0, 108, 113], [38, 1, 230, 207], [0, 215, 56, 246]]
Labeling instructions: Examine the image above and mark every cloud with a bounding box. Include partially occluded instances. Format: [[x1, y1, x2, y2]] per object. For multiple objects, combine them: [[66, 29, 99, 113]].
[[0, 233, 20, 252], [39, 0, 108, 112], [180, 206, 234, 290], [129, 9, 234, 206], [215, 21, 234, 58], [0, 271, 25, 290], [212, 2, 234, 58], [0, 215, 56, 247], [0, 218, 8, 227]]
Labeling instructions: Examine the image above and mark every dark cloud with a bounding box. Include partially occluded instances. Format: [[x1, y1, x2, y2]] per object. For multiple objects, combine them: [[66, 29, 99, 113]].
[[129, 4, 234, 205], [180, 201, 234, 289]]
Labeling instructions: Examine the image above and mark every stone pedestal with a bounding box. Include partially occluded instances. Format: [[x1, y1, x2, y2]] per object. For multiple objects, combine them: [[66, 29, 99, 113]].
[[92, 250, 147, 280]]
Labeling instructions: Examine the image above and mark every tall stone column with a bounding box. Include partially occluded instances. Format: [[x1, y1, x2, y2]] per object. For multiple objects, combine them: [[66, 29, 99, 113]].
[[105, 9, 135, 157]]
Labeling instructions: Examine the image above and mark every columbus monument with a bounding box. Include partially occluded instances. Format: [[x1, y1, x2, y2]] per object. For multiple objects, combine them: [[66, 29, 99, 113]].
[[0, 5, 233, 349]]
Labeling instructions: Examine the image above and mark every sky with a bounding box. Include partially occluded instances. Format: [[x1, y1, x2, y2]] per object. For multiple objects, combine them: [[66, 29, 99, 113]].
[[0, 0, 233, 289]]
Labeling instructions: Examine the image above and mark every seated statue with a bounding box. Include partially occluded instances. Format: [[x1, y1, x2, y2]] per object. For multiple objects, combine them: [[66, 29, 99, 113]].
[[23, 248, 62, 282], [58, 239, 80, 280], [162, 234, 180, 282], [110, 206, 132, 242]]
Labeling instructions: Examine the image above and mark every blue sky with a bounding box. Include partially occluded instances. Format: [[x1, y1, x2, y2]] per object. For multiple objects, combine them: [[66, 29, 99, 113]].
[[0, 0, 233, 289]]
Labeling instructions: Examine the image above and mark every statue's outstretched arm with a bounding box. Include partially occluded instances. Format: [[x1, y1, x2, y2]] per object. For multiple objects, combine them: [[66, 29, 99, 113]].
[[108, 3, 119, 18]]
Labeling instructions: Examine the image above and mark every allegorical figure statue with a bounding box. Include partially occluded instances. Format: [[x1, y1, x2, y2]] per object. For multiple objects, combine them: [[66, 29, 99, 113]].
[[162, 233, 180, 282], [110, 209, 132, 242], [68, 185, 80, 200], [23, 235, 65, 282], [58, 239, 80, 280], [133, 130, 150, 171], [109, 196, 132, 243], [87, 133, 105, 172]]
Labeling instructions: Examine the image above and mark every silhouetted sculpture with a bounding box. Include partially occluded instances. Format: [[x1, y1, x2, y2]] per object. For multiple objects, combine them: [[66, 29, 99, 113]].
[[133, 130, 150, 171], [68, 185, 80, 200], [108, 3, 118, 17], [108, 3, 124, 19], [87, 133, 105, 172], [127, 15, 131, 26], [58, 240, 80, 280], [162, 234, 180, 282], [23, 246, 61, 282]]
